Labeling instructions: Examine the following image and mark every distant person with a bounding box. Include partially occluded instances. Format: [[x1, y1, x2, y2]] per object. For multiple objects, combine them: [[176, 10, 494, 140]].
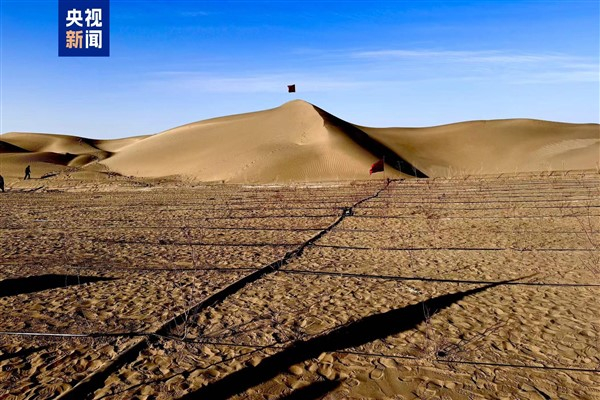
[[0, 175, 4, 192], [24, 165, 31, 180]]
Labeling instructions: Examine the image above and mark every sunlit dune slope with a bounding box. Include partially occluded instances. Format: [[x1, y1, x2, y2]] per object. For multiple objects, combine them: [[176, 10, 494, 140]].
[[1, 100, 598, 182], [362, 119, 599, 176], [101, 100, 409, 182]]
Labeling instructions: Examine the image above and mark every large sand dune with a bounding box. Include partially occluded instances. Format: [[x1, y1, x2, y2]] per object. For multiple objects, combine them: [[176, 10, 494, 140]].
[[101, 100, 412, 182], [1, 100, 598, 182]]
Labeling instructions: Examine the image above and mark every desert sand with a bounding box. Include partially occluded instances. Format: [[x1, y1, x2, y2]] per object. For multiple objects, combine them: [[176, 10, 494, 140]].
[[0, 171, 598, 399], [0, 102, 599, 399], [1, 100, 598, 185]]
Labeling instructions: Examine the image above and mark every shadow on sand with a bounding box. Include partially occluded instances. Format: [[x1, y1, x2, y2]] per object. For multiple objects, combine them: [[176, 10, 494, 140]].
[[0, 345, 49, 362], [312, 105, 428, 178], [0, 274, 114, 298], [179, 280, 513, 400]]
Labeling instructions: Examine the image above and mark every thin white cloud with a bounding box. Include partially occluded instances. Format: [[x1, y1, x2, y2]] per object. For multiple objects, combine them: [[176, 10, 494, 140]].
[[353, 49, 578, 64], [146, 47, 599, 94], [509, 69, 600, 84], [352, 48, 599, 83], [180, 11, 211, 17]]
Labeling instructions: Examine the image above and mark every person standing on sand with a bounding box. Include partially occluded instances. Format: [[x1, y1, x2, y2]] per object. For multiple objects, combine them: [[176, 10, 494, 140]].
[[24, 165, 31, 180], [0, 175, 4, 192]]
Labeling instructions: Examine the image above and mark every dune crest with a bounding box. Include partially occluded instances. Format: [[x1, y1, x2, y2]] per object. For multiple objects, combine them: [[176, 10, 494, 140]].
[[101, 100, 417, 182], [361, 119, 599, 176], [1, 100, 598, 182]]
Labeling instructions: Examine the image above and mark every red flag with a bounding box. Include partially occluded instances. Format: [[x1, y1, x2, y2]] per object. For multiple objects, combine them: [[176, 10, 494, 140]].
[[287, 84, 296, 93], [369, 158, 384, 175]]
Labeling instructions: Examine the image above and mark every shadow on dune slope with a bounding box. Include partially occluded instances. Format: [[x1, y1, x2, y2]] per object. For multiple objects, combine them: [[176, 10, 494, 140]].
[[313, 105, 428, 178]]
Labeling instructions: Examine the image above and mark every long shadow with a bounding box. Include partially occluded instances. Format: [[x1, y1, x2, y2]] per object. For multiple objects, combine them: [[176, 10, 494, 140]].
[[0, 274, 114, 298], [180, 280, 509, 400], [0, 345, 49, 362]]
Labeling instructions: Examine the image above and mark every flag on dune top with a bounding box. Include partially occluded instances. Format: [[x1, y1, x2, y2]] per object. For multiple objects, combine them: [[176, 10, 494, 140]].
[[370, 158, 384, 175], [287, 84, 296, 93]]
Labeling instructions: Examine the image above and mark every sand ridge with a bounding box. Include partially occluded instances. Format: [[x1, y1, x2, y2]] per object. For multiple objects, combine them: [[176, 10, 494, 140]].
[[2, 100, 597, 184], [362, 119, 600, 176]]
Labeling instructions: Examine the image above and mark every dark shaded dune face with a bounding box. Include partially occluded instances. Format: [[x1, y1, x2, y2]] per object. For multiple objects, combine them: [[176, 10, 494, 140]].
[[67, 152, 110, 167], [41, 152, 77, 165], [312, 105, 427, 177], [1, 151, 76, 167], [0, 140, 29, 153], [0, 133, 102, 154], [68, 154, 98, 167]]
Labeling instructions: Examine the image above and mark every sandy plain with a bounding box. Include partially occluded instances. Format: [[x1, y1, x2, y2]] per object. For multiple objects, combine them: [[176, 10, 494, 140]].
[[0, 171, 598, 399]]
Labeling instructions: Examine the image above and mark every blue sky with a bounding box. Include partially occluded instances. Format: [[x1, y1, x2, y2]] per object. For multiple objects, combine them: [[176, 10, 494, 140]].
[[1, 0, 599, 139]]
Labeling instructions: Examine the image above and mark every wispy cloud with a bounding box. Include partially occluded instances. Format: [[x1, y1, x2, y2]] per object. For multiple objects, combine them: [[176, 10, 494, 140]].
[[354, 49, 579, 64], [508, 67, 600, 84], [352, 48, 599, 83], [180, 11, 211, 17], [145, 47, 599, 94]]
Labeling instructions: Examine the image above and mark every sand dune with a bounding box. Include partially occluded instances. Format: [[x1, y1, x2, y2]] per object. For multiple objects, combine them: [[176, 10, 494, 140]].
[[0, 132, 145, 155], [0, 133, 147, 181], [101, 100, 415, 182], [1, 100, 598, 182], [362, 119, 600, 176]]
